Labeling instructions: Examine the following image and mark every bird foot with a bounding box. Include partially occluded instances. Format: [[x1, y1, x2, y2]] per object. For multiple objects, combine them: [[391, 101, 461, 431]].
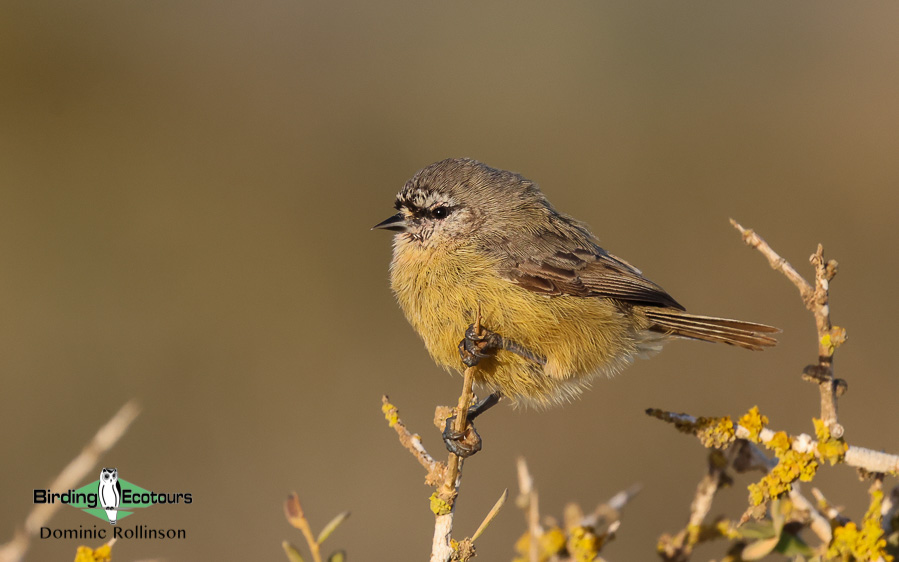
[[442, 418, 482, 458], [440, 392, 501, 458], [457, 324, 503, 367]]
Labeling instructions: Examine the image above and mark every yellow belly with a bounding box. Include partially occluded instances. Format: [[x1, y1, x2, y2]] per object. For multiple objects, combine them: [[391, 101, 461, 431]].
[[390, 240, 644, 407]]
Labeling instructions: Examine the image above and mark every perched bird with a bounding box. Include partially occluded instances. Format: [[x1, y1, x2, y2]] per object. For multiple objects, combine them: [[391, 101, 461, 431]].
[[375, 158, 777, 412]]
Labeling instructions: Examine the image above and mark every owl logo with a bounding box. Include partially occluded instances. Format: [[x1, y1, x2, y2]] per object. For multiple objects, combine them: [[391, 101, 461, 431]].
[[98, 468, 122, 525]]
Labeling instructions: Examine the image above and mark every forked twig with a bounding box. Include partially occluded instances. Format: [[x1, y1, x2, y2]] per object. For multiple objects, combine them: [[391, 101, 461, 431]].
[[731, 219, 846, 437]]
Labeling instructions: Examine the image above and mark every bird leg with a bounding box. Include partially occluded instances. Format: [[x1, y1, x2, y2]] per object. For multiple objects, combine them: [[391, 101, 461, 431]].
[[442, 392, 501, 458], [457, 323, 546, 367], [446, 323, 543, 458]]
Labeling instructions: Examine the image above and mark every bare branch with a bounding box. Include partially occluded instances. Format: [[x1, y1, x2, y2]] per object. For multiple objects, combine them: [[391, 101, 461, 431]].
[[731, 220, 846, 437], [648, 409, 899, 475], [658, 451, 731, 560], [729, 219, 813, 300], [381, 396, 445, 486], [789, 484, 832, 544], [516, 457, 541, 562], [430, 364, 479, 562]]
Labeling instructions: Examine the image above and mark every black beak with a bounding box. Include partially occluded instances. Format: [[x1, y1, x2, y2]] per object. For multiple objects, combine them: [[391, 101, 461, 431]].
[[372, 213, 408, 232]]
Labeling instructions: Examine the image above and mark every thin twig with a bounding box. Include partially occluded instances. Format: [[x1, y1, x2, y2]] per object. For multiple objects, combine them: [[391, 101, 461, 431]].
[[381, 396, 445, 486], [429, 305, 486, 562], [284, 493, 322, 562], [439, 365, 477, 504], [431, 365, 478, 562], [516, 457, 541, 562], [812, 487, 852, 526], [729, 219, 813, 300], [471, 489, 508, 542], [659, 451, 731, 560], [788, 484, 832, 544], [881, 485, 899, 536], [731, 219, 846, 437]]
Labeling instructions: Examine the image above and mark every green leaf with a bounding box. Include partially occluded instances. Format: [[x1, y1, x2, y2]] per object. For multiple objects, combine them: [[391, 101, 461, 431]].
[[328, 550, 347, 562], [775, 533, 814, 557], [317, 511, 351, 544], [282, 540, 306, 562], [739, 521, 777, 540]]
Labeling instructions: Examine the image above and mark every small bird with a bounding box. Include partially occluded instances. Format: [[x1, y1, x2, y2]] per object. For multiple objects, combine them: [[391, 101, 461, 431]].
[[375, 158, 777, 413]]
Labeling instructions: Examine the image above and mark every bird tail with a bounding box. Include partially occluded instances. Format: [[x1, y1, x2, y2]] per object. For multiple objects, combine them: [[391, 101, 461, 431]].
[[643, 309, 778, 351]]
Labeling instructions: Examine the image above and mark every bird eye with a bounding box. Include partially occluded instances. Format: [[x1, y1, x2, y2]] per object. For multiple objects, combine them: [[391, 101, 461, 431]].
[[432, 206, 449, 219]]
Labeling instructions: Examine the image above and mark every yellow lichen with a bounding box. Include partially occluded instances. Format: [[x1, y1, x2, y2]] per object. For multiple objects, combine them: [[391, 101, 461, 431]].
[[828, 488, 894, 561], [429, 492, 452, 516], [813, 418, 848, 466], [512, 526, 567, 562], [748, 482, 766, 506], [716, 520, 741, 540], [381, 401, 398, 427], [828, 496, 894, 562], [74, 544, 111, 562], [738, 406, 768, 443], [452, 537, 476, 561], [821, 333, 835, 355], [821, 326, 847, 355], [748, 432, 818, 507], [765, 431, 792, 455], [567, 526, 600, 562], [541, 527, 567, 557], [696, 416, 736, 449], [685, 523, 702, 547]]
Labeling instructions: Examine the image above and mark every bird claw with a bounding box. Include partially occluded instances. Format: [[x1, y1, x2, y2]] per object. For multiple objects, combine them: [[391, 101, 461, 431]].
[[457, 324, 503, 366], [442, 415, 482, 458]]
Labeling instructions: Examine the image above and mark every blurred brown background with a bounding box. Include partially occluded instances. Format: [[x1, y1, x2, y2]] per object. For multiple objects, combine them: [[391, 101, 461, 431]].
[[2, 2, 898, 560]]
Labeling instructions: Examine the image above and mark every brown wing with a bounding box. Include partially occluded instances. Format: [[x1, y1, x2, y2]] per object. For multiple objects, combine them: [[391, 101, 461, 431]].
[[501, 243, 686, 311]]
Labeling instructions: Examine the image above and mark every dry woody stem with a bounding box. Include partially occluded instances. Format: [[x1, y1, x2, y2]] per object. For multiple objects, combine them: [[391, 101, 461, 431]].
[[731, 219, 846, 437], [649, 409, 899, 475], [383, 363, 503, 562], [432, 365, 477, 562], [655, 222, 898, 561]]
